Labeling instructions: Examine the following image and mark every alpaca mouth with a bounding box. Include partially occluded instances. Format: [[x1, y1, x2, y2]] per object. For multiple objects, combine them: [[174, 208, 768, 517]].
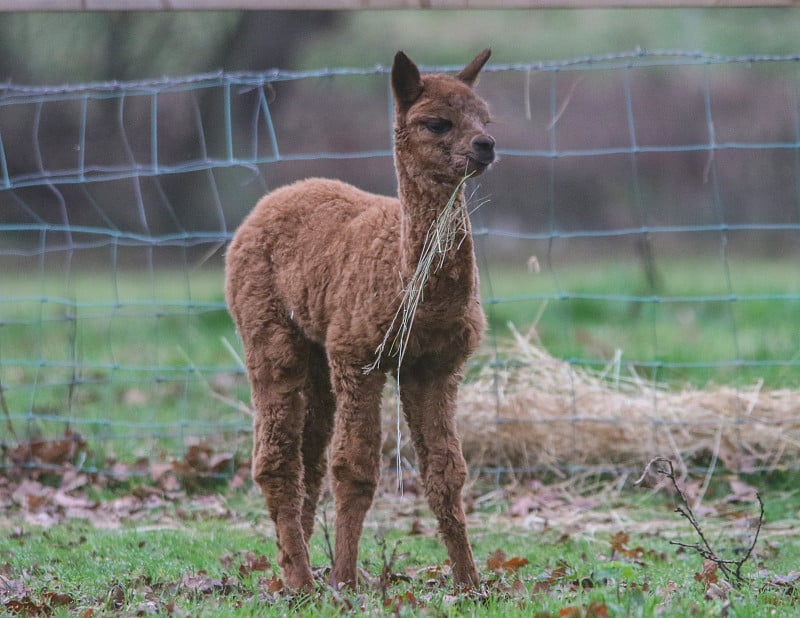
[[467, 154, 494, 174]]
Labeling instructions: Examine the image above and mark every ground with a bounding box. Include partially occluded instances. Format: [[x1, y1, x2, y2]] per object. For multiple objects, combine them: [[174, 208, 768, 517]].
[[2, 458, 798, 617]]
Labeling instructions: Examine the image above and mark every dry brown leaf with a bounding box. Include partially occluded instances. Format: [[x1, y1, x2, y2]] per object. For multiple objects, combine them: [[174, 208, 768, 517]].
[[486, 549, 529, 574], [486, 549, 508, 571], [4, 596, 44, 615], [559, 601, 610, 618], [383, 591, 421, 612], [408, 518, 425, 535], [264, 575, 284, 594], [238, 553, 271, 577], [52, 491, 96, 511], [694, 559, 719, 588], [12, 479, 50, 510], [10, 429, 85, 467], [208, 453, 234, 475], [610, 532, 629, 553], [656, 579, 679, 604], [42, 591, 74, 608], [609, 531, 646, 560], [705, 582, 729, 601]]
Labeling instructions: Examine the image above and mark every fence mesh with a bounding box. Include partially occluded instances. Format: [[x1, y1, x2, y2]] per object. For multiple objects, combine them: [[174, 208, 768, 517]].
[[2, 50, 799, 480]]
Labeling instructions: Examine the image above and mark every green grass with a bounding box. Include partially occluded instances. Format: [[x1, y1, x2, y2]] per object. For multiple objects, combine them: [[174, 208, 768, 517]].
[[2, 481, 799, 617], [481, 256, 800, 387], [1, 258, 797, 464]]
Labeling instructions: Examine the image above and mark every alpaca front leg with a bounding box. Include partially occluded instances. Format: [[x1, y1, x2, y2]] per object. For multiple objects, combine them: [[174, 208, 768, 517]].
[[401, 371, 480, 588], [328, 364, 386, 589]]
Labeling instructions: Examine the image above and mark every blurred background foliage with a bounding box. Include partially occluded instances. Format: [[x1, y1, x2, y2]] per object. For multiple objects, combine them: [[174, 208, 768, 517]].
[[1, 9, 798, 396], [3, 9, 800, 82], [3, 9, 800, 258], [3, 9, 800, 256]]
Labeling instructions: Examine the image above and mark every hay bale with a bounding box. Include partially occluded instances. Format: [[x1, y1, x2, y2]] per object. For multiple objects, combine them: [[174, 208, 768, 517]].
[[381, 326, 800, 474]]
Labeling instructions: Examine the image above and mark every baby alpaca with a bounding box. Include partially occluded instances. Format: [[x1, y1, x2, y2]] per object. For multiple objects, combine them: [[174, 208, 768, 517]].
[[225, 49, 495, 591]]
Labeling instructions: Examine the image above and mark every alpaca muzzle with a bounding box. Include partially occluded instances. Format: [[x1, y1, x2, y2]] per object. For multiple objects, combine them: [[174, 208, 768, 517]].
[[467, 134, 496, 172]]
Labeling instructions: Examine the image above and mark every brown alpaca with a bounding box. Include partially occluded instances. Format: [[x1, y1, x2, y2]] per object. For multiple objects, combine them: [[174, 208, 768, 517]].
[[225, 49, 495, 591]]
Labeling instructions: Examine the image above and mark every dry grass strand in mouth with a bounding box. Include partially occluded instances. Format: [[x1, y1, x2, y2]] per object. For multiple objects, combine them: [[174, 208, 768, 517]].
[[365, 171, 485, 492], [366, 171, 480, 374]]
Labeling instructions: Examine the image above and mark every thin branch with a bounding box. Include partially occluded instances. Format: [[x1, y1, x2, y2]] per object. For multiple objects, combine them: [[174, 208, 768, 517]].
[[318, 506, 335, 582], [636, 456, 764, 589]]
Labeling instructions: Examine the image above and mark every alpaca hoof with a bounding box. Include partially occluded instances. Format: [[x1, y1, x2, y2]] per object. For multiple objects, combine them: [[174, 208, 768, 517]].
[[282, 566, 315, 593], [453, 566, 481, 589], [330, 568, 358, 591]]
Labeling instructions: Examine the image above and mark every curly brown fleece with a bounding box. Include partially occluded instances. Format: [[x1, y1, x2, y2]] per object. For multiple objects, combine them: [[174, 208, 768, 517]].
[[225, 49, 495, 591]]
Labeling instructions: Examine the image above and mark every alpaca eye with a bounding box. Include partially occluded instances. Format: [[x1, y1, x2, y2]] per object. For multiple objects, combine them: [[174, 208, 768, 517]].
[[425, 119, 452, 134]]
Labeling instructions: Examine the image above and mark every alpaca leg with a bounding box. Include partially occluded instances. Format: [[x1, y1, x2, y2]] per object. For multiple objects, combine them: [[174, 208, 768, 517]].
[[246, 326, 314, 591], [328, 361, 386, 589], [401, 368, 479, 588], [299, 346, 335, 543]]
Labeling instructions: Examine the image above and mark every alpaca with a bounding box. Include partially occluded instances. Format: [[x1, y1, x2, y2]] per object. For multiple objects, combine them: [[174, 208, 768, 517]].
[[225, 49, 495, 591]]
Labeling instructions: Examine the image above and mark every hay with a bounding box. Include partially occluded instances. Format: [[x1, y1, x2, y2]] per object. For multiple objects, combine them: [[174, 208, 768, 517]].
[[381, 323, 800, 475], [367, 171, 476, 373]]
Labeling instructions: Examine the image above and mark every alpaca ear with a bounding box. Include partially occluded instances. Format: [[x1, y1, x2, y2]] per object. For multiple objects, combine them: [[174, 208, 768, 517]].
[[457, 48, 491, 87], [392, 51, 424, 109]]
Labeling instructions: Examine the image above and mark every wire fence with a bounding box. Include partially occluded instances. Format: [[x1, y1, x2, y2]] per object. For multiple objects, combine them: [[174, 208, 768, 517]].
[[2, 50, 799, 480]]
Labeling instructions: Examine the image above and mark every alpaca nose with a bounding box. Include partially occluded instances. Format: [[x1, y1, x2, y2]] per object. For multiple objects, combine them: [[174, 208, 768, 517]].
[[471, 135, 495, 163]]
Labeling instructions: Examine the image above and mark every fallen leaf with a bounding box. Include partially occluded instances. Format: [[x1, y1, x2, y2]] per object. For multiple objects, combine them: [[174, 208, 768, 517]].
[[53, 491, 96, 511], [383, 591, 421, 612], [208, 453, 234, 475], [559, 601, 609, 617], [4, 596, 45, 615], [10, 429, 85, 467], [264, 575, 284, 594], [609, 531, 645, 560], [106, 584, 125, 610], [694, 559, 719, 588], [486, 549, 529, 574], [42, 590, 74, 608], [610, 532, 629, 553], [238, 553, 271, 577], [705, 582, 729, 601], [136, 600, 159, 615], [656, 579, 679, 604], [762, 570, 800, 594]]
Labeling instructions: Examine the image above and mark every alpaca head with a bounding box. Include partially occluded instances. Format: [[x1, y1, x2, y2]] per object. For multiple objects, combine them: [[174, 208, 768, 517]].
[[392, 49, 495, 185]]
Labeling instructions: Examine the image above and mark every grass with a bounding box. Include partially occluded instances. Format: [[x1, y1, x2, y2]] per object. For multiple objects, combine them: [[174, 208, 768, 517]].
[[1, 257, 797, 466], [2, 477, 799, 617], [481, 256, 800, 387]]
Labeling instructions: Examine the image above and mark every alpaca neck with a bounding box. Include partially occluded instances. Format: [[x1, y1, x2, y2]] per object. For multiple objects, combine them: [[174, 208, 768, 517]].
[[395, 157, 475, 284]]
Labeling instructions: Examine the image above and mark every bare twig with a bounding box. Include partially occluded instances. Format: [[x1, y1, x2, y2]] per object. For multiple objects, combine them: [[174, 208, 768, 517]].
[[375, 532, 405, 604], [636, 456, 764, 589], [318, 506, 335, 580]]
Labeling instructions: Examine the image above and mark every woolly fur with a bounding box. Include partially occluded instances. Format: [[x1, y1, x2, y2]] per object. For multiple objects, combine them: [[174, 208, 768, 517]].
[[225, 49, 495, 591]]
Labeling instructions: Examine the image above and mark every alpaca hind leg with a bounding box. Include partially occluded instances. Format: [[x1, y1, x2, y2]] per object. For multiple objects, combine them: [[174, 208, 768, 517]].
[[328, 362, 386, 589], [401, 369, 479, 588], [299, 346, 335, 543], [246, 326, 314, 591]]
